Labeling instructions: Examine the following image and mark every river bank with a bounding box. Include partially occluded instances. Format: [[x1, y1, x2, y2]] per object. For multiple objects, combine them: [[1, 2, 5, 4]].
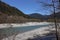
[[2, 26, 55, 40], [0, 22, 56, 40], [0, 22, 51, 28]]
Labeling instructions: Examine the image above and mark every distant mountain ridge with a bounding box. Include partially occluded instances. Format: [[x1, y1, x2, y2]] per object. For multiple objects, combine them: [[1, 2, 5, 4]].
[[29, 13, 49, 20], [29, 13, 43, 19], [47, 12, 60, 22], [0, 1, 41, 23], [0, 1, 60, 23], [29, 12, 60, 22], [49, 12, 60, 19]]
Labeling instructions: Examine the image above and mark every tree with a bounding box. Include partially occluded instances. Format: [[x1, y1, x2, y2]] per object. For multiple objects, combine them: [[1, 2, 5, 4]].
[[36, 0, 60, 40]]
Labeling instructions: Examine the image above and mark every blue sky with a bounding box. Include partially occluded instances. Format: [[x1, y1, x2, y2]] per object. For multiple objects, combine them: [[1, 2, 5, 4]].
[[2, 0, 52, 15]]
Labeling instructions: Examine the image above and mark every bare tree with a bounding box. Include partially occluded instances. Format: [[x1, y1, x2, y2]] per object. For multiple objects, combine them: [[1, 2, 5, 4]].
[[36, 0, 60, 40]]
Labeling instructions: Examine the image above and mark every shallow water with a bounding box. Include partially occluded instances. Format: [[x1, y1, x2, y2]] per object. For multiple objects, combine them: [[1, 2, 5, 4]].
[[0, 23, 54, 40], [0, 24, 53, 34]]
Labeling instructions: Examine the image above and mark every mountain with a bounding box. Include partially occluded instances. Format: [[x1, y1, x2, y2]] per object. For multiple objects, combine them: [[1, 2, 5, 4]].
[[1, 1, 60, 23], [0, 1, 23, 16], [47, 12, 60, 22], [49, 12, 60, 19], [0, 1, 32, 18], [29, 12, 60, 22], [0, 1, 41, 23], [42, 15, 49, 20], [29, 13, 43, 19], [29, 13, 49, 20]]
